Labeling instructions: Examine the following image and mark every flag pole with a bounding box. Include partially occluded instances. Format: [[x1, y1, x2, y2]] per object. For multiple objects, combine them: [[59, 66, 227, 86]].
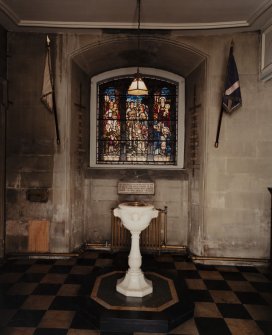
[[52, 88, 60, 145], [214, 39, 239, 148], [214, 106, 224, 148], [46, 36, 60, 145]]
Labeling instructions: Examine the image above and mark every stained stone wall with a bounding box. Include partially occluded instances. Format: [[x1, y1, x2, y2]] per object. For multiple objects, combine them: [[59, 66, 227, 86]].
[[84, 170, 189, 246], [5, 33, 54, 253], [203, 34, 272, 259], [0, 25, 7, 258], [69, 62, 90, 249], [185, 61, 206, 256], [4, 30, 272, 261]]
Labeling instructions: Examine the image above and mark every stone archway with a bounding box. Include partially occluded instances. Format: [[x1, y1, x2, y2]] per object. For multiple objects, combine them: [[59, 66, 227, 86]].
[[52, 33, 207, 252]]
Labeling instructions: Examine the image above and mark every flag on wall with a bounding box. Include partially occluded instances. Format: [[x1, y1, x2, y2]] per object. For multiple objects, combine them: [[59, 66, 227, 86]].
[[41, 35, 60, 144], [222, 43, 242, 113], [41, 36, 54, 113], [215, 41, 242, 147]]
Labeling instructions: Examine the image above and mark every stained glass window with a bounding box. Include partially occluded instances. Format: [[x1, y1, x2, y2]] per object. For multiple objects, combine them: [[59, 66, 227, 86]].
[[96, 76, 178, 165]]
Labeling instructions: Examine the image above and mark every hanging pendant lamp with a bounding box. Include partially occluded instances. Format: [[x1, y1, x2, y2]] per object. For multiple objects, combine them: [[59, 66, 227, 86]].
[[127, 0, 148, 96], [128, 68, 148, 95]]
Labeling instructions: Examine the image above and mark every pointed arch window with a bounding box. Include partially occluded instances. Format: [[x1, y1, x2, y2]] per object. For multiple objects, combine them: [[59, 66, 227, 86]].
[[90, 68, 185, 169]]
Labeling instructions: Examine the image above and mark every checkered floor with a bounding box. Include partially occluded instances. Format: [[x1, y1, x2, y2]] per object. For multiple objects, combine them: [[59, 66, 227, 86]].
[[0, 251, 271, 335]]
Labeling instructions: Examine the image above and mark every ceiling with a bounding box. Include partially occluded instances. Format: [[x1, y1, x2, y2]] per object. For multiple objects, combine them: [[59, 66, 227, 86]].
[[0, 0, 272, 33]]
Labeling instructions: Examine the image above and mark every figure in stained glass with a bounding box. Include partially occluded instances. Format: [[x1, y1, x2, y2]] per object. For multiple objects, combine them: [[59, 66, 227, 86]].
[[152, 87, 173, 161], [102, 88, 120, 160], [126, 97, 149, 160]]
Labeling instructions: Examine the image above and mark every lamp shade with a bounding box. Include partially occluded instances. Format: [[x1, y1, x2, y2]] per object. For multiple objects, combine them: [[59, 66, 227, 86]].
[[127, 76, 148, 96]]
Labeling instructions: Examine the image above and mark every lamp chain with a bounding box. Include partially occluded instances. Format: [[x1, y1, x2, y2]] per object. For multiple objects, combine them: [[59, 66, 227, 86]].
[[137, 0, 141, 78]]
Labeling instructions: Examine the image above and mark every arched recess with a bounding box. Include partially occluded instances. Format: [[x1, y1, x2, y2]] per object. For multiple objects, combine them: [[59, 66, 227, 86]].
[[64, 34, 207, 253], [72, 35, 206, 78]]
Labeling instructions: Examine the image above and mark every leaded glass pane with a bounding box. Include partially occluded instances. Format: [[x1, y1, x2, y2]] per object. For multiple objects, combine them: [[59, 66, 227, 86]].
[[97, 77, 177, 165]]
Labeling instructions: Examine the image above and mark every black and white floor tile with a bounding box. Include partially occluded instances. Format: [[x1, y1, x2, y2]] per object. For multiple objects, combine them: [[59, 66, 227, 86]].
[[0, 251, 271, 335]]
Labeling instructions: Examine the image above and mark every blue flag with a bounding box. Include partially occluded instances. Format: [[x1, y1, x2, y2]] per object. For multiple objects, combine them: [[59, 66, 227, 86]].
[[222, 45, 242, 113]]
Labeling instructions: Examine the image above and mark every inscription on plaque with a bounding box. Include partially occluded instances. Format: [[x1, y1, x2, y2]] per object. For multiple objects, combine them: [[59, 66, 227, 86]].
[[118, 182, 155, 195]]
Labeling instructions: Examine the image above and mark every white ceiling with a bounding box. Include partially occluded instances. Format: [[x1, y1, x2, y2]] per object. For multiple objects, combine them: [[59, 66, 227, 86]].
[[0, 0, 272, 32]]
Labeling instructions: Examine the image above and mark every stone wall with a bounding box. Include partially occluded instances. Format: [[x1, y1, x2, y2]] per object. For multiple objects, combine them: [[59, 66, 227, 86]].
[[185, 61, 206, 255], [84, 170, 189, 246], [4, 30, 272, 261], [202, 34, 272, 259], [0, 25, 7, 258], [5, 33, 54, 253], [69, 61, 90, 249]]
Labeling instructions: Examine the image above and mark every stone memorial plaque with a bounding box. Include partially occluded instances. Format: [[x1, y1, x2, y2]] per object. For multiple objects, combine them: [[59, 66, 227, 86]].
[[118, 182, 155, 195], [26, 188, 49, 203]]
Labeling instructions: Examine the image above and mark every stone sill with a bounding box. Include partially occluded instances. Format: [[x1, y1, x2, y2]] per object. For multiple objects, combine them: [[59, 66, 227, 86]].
[[84, 167, 189, 180]]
